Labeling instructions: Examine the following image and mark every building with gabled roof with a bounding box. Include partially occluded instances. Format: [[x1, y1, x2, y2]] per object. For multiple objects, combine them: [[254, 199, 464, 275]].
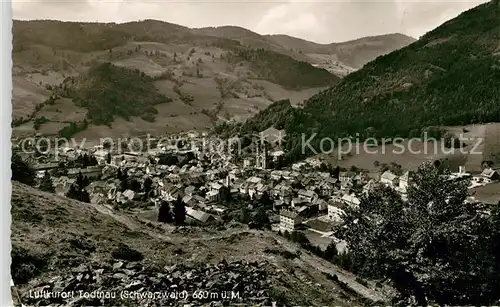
[[298, 189, 317, 202], [341, 194, 361, 207], [328, 200, 346, 222], [186, 207, 215, 225], [398, 171, 414, 192], [279, 209, 302, 231], [380, 170, 398, 187]]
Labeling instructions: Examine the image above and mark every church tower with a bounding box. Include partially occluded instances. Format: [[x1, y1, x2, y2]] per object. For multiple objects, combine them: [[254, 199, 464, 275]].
[[262, 141, 268, 169], [255, 137, 260, 168]]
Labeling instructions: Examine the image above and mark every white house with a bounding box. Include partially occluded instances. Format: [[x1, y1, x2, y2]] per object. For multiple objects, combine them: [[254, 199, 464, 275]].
[[481, 168, 500, 183], [187, 131, 200, 138], [341, 194, 361, 208], [292, 162, 307, 172], [243, 158, 254, 168], [93, 149, 110, 163], [305, 158, 322, 168], [279, 209, 302, 231], [271, 183, 292, 199], [298, 189, 317, 203], [328, 200, 346, 222], [398, 171, 413, 192], [206, 190, 220, 202], [380, 170, 398, 188]]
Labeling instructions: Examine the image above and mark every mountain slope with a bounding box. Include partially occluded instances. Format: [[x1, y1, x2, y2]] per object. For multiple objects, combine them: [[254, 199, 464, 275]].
[[11, 181, 388, 306], [266, 33, 417, 69], [239, 1, 499, 161], [192, 26, 290, 54], [11, 19, 413, 140], [12, 19, 194, 53], [12, 21, 338, 139], [194, 27, 415, 75], [57, 62, 172, 126]]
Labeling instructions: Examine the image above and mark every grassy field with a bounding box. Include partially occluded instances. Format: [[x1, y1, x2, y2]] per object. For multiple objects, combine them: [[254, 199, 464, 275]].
[[482, 123, 500, 165], [323, 123, 499, 174], [12, 76, 50, 119], [471, 182, 500, 205], [36, 98, 88, 122], [304, 229, 334, 250], [73, 100, 213, 144]]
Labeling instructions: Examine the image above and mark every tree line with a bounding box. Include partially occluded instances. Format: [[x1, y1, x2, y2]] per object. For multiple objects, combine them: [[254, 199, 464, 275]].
[[336, 162, 500, 306]]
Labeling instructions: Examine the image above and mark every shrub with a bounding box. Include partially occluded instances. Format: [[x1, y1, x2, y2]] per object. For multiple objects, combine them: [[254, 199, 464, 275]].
[[111, 243, 143, 261], [11, 246, 47, 284]]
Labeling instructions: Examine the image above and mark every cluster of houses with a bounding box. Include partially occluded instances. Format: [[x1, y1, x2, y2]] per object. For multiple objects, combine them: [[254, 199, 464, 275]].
[[278, 164, 500, 234], [16, 129, 500, 233]]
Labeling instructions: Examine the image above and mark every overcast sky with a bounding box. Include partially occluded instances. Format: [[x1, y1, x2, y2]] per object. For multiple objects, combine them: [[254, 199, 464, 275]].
[[12, 0, 487, 43]]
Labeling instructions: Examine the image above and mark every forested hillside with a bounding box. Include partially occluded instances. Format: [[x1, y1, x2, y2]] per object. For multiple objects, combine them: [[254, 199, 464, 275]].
[[226, 49, 339, 90], [225, 1, 500, 162], [56, 62, 172, 126]]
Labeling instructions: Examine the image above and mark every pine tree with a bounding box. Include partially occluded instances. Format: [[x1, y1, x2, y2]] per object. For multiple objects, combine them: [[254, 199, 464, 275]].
[[80, 188, 90, 203], [39, 171, 55, 193], [127, 179, 141, 192], [82, 175, 90, 188], [324, 242, 338, 261], [81, 154, 89, 167], [66, 184, 80, 200], [66, 183, 90, 203], [158, 200, 173, 223], [89, 155, 98, 166], [173, 196, 186, 226], [117, 168, 126, 181], [259, 191, 272, 208], [239, 208, 251, 224], [144, 177, 153, 194], [253, 207, 270, 229], [76, 172, 85, 188], [11, 151, 36, 186], [67, 171, 91, 203]]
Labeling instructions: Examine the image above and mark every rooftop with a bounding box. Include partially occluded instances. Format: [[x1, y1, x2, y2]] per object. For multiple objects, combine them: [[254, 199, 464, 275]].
[[280, 209, 299, 219]]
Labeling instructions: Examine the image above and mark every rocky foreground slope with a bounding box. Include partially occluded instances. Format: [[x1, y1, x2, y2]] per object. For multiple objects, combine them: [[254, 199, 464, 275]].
[[11, 181, 390, 306], [22, 259, 272, 306], [11, 19, 414, 141], [228, 1, 500, 165]]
